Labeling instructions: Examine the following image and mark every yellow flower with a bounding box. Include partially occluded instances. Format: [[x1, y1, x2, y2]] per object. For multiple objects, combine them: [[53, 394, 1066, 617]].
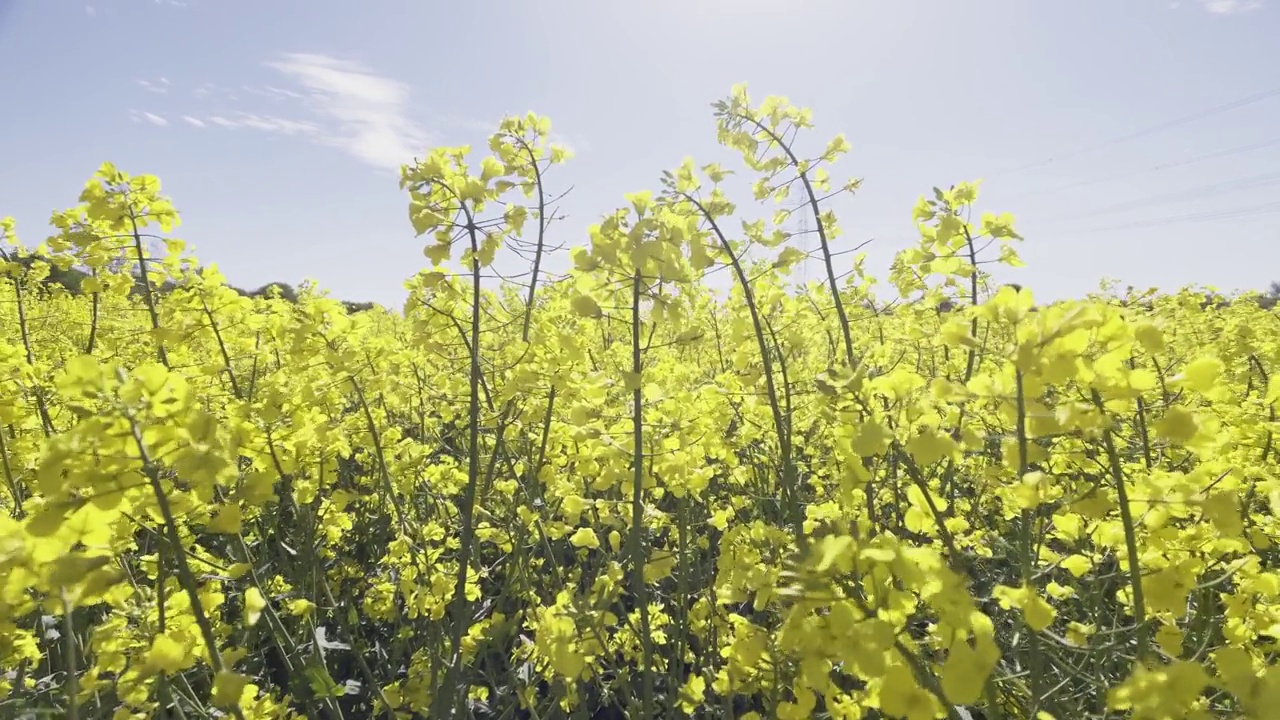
[[569, 527, 600, 550]]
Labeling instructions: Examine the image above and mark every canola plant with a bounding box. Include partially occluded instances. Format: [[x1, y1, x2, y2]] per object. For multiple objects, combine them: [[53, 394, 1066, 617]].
[[1, 86, 1278, 719]]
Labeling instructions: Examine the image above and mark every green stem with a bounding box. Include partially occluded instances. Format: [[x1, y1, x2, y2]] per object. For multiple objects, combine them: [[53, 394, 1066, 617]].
[[630, 269, 655, 718], [61, 593, 77, 720], [442, 211, 486, 719], [1015, 370, 1045, 714], [125, 406, 244, 720], [1092, 388, 1149, 662]]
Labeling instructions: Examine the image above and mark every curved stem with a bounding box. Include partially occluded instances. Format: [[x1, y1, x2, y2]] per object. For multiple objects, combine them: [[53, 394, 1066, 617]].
[[731, 112, 856, 367], [679, 193, 797, 536]]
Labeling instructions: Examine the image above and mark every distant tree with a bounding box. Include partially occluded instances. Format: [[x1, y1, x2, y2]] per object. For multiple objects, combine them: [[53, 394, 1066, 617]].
[[46, 264, 89, 293], [1261, 281, 1280, 310], [7, 248, 376, 313], [250, 281, 299, 303], [5, 253, 90, 294]]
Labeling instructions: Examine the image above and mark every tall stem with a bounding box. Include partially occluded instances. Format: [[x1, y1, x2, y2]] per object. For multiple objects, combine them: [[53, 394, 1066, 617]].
[[630, 269, 655, 718], [681, 194, 796, 536], [519, 138, 548, 343], [1092, 388, 1148, 662], [734, 114, 855, 367], [1015, 370, 1044, 714], [128, 211, 168, 368], [962, 225, 981, 383], [443, 213, 485, 718]]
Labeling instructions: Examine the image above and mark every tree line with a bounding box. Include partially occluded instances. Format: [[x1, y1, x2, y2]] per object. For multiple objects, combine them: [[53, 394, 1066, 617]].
[[5, 252, 378, 313]]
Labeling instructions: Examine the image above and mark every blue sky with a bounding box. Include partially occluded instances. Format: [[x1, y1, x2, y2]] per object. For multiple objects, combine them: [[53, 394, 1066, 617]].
[[1, 0, 1278, 309]]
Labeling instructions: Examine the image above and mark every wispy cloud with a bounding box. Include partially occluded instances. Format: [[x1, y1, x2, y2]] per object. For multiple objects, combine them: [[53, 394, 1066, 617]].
[[204, 113, 320, 135], [244, 85, 306, 101], [262, 52, 429, 170], [135, 52, 433, 171], [129, 110, 170, 127], [192, 82, 238, 101], [137, 77, 170, 94], [1196, 0, 1263, 13]]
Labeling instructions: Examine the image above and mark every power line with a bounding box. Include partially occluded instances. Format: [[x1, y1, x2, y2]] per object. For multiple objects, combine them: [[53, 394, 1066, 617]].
[[1067, 199, 1280, 235], [989, 84, 1280, 180], [1005, 135, 1280, 200], [1044, 170, 1280, 221]]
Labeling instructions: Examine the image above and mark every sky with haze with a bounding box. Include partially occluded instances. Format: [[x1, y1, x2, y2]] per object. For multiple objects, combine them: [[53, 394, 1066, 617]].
[[1, 0, 1278, 309]]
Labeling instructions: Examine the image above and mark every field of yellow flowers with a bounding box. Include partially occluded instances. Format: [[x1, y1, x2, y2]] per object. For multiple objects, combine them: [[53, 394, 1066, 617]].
[[2, 86, 1279, 720]]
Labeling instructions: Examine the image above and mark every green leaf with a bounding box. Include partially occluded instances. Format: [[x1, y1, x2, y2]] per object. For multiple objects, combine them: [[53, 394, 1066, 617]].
[[570, 295, 603, 318], [772, 246, 806, 270], [424, 240, 452, 266]]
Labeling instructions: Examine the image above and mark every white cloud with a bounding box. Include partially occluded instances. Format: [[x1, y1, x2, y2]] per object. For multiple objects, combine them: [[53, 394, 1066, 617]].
[[1196, 0, 1263, 13], [129, 110, 169, 127], [266, 85, 305, 100], [262, 52, 429, 170], [85, 5, 97, 16], [244, 84, 306, 101], [137, 77, 170, 94], [203, 112, 320, 135], [158, 53, 431, 171], [191, 82, 237, 101]]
